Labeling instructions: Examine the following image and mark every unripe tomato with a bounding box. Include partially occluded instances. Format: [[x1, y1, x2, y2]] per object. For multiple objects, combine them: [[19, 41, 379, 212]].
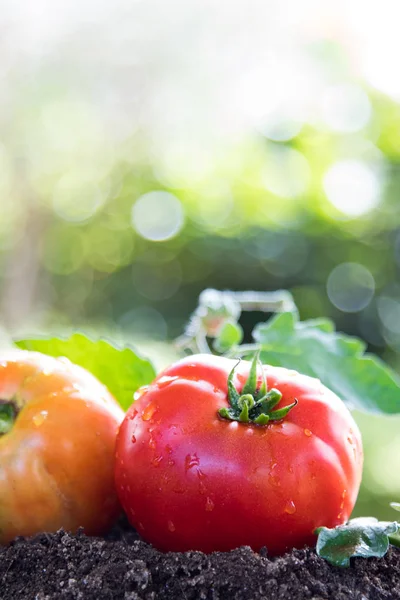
[[0, 350, 124, 544], [115, 354, 363, 555]]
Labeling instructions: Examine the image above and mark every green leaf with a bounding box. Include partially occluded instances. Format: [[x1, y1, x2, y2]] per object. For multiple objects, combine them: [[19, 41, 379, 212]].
[[213, 320, 243, 353], [316, 518, 398, 567], [16, 334, 156, 411], [253, 312, 400, 414]]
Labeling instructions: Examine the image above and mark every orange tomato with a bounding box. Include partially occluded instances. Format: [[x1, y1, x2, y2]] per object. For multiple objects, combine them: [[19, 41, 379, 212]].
[[0, 350, 124, 543]]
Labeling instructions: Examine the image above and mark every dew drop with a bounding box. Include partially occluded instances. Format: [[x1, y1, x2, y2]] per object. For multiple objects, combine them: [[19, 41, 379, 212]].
[[134, 386, 149, 401], [284, 500, 296, 514], [148, 434, 156, 449], [197, 469, 207, 480], [142, 403, 157, 421], [138, 522, 144, 531], [131, 434, 136, 443], [269, 475, 281, 487], [168, 459, 175, 466], [128, 409, 138, 421], [304, 429, 312, 437], [185, 453, 200, 471], [288, 466, 294, 474], [33, 411, 48, 427], [152, 455, 163, 467], [129, 508, 136, 518], [165, 444, 173, 454], [205, 497, 215, 512], [156, 376, 179, 389], [168, 520, 176, 532], [337, 513, 342, 520]]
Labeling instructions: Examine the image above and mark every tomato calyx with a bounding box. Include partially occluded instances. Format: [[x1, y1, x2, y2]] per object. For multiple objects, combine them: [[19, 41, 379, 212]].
[[0, 400, 18, 435], [218, 353, 297, 425]]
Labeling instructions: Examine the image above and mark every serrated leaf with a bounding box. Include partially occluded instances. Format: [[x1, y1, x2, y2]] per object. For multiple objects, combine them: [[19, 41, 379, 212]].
[[316, 518, 398, 567], [213, 320, 243, 353], [253, 312, 400, 414], [16, 334, 156, 411]]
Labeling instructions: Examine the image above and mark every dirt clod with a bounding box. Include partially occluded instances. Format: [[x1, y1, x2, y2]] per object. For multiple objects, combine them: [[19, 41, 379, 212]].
[[0, 518, 399, 599]]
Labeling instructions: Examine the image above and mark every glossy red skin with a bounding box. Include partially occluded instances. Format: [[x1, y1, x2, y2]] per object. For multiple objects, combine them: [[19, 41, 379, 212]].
[[115, 354, 363, 555]]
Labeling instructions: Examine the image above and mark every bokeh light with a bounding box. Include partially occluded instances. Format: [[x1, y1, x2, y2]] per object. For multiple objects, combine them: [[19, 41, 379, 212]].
[[131, 192, 184, 242], [327, 263, 375, 313], [323, 160, 382, 217]]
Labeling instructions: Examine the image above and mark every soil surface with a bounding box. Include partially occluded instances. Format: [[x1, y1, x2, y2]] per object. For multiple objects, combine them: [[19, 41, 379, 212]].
[[0, 517, 399, 600]]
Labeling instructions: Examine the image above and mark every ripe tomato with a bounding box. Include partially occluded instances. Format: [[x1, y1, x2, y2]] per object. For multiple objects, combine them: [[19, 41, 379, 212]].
[[115, 354, 363, 555], [0, 350, 124, 544]]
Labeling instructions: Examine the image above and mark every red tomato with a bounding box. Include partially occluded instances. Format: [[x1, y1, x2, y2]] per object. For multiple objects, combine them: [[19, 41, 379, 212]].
[[115, 354, 363, 555]]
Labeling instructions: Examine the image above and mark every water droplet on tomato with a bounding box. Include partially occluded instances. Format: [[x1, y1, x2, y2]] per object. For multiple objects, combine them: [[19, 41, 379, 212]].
[[131, 434, 136, 443], [156, 376, 179, 390], [129, 508, 135, 518], [148, 434, 156, 449], [185, 453, 200, 471], [288, 466, 294, 474], [304, 429, 312, 437], [152, 455, 163, 467], [205, 497, 214, 511], [128, 409, 138, 421], [168, 520, 176, 532], [269, 475, 280, 487], [134, 386, 149, 401], [165, 444, 173, 454], [138, 522, 144, 531], [142, 403, 157, 421], [284, 500, 296, 514], [33, 410, 48, 427], [168, 459, 175, 466], [342, 489, 347, 498]]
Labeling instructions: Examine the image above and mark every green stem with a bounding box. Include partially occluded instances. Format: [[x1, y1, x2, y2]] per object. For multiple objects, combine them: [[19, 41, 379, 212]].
[[218, 353, 297, 426], [0, 401, 18, 435]]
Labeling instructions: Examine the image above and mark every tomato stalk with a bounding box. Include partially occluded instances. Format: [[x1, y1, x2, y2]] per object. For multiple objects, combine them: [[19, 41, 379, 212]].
[[219, 353, 297, 425], [0, 401, 17, 435], [175, 288, 296, 355]]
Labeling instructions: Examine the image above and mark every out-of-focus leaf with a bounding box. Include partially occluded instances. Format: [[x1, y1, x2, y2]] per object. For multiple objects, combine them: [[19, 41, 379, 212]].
[[16, 333, 156, 411], [213, 320, 243, 353], [253, 312, 400, 414]]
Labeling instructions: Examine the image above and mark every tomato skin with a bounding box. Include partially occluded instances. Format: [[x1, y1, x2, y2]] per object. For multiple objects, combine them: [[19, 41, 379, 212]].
[[115, 354, 363, 555], [0, 350, 124, 544]]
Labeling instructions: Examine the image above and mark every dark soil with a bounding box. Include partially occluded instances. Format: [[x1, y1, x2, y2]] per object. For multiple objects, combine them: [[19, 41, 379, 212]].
[[0, 518, 399, 600]]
